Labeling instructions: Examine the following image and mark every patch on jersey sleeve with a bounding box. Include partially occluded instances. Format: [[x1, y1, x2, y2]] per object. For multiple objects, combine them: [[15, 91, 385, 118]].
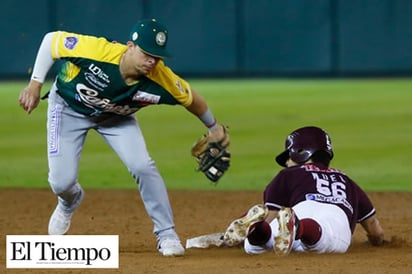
[[64, 36, 79, 50], [175, 80, 188, 94], [132, 90, 161, 104]]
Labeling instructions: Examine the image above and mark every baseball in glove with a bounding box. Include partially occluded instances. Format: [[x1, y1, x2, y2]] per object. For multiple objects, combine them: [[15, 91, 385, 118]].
[[191, 127, 231, 183]]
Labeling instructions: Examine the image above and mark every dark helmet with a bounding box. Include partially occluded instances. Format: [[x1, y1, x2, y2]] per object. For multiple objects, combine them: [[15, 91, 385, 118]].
[[275, 126, 334, 167]]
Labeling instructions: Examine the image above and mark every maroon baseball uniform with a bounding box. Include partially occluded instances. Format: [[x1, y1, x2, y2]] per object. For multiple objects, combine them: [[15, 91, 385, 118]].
[[264, 163, 376, 233]]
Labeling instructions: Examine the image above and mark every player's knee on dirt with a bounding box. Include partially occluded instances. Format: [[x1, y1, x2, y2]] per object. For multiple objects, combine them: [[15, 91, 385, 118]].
[[247, 221, 271, 246]]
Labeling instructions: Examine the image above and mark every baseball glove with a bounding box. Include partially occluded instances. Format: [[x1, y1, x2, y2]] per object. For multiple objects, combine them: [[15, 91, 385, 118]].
[[191, 127, 231, 183]]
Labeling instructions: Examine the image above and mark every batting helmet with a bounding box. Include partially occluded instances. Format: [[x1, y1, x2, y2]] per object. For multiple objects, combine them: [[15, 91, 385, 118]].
[[275, 126, 334, 167]]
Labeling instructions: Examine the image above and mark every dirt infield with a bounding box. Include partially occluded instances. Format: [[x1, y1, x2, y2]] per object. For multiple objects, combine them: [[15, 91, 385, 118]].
[[1, 189, 411, 273]]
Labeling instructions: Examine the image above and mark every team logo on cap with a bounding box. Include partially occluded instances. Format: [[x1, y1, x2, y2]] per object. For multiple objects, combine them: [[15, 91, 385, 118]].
[[155, 32, 166, 46], [132, 32, 138, 41]]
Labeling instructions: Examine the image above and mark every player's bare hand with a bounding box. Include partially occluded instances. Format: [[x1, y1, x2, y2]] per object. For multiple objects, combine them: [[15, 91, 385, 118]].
[[208, 124, 229, 146], [18, 81, 42, 114]]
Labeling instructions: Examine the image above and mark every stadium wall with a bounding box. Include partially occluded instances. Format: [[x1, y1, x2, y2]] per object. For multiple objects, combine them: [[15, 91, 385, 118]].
[[2, 0, 412, 78]]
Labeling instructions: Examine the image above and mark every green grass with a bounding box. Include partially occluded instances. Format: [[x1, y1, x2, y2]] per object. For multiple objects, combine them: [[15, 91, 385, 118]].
[[1, 79, 411, 191]]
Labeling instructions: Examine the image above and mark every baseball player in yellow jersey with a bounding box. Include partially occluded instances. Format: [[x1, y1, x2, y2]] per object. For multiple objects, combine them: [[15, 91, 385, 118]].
[[19, 18, 228, 256]]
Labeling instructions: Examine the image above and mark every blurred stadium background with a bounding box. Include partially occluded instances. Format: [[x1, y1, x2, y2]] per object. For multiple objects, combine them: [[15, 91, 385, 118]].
[[2, 0, 412, 79], [1, 1, 411, 191]]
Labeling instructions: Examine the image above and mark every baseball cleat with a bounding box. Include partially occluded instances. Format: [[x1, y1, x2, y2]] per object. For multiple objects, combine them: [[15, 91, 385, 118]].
[[223, 204, 268, 247], [48, 188, 84, 235], [274, 207, 297, 255], [48, 207, 74, 235], [158, 238, 185, 256]]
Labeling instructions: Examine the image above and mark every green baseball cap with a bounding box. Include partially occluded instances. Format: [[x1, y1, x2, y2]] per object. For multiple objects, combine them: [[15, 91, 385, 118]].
[[129, 18, 171, 58]]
